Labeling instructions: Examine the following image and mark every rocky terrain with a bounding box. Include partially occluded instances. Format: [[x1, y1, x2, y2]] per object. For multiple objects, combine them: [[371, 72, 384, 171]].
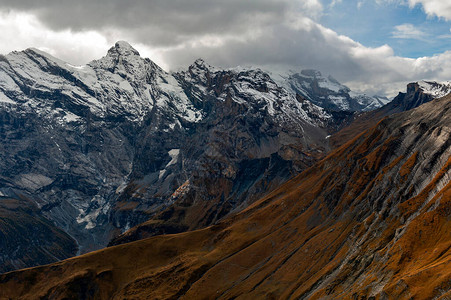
[[329, 80, 451, 149], [0, 41, 385, 271], [111, 75, 451, 248], [1, 40, 449, 276], [0, 90, 449, 299]]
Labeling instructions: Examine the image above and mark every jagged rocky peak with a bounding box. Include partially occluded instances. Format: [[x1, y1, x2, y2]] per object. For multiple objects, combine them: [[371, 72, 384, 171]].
[[23, 47, 60, 62], [264, 67, 389, 111], [89, 40, 162, 77], [384, 80, 451, 114], [185, 60, 274, 88], [8, 46, 75, 73], [299, 69, 345, 88], [193, 58, 207, 67], [107, 40, 141, 57], [300, 69, 350, 93], [186, 58, 215, 82], [407, 81, 421, 94]]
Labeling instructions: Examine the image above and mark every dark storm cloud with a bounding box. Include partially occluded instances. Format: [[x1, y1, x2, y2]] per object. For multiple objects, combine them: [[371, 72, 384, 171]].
[[160, 16, 451, 96], [163, 20, 392, 85], [0, 0, 300, 46], [0, 0, 378, 85]]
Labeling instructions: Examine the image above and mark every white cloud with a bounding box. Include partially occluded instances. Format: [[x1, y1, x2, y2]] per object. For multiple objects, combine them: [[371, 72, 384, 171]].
[[0, 11, 168, 67], [0, 0, 324, 46], [375, 0, 451, 20], [0, 11, 109, 65], [391, 23, 427, 39], [408, 0, 451, 20], [158, 18, 450, 97], [329, 0, 342, 8]]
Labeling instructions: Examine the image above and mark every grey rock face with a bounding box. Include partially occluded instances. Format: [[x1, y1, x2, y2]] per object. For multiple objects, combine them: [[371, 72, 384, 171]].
[[383, 82, 443, 114], [110, 59, 338, 245], [0, 41, 204, 256]]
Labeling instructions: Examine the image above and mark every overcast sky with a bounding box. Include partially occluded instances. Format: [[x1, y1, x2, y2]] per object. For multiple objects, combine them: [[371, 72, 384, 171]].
[[0, 0, 450, 97]]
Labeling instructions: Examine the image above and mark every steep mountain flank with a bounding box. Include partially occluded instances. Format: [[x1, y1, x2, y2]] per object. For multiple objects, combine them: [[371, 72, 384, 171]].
[[114, 79, 449, 247], [0, 93, 449, 299], [108, 60, 338, 246], [0, 42, 188, 258]]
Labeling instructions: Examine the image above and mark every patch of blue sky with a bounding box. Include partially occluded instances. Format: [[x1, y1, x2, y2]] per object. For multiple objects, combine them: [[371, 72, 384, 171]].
[[319, 0, 451, 58]]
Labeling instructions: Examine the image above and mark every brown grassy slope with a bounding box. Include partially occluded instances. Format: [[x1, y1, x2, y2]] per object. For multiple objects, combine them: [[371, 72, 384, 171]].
[[0, 94, 450, 299], [329, 109, 387, 149]]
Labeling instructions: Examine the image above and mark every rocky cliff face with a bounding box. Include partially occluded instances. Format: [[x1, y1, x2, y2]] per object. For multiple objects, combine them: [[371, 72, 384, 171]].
[[0, 92, 449, 300], [0, 42, 361, 271]]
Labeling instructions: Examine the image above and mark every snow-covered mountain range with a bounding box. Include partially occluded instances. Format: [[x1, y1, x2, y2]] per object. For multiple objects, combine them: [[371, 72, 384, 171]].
[[0, 41, 449, 272], [0, 42, 339, 270], [264, 68, 391, 111]]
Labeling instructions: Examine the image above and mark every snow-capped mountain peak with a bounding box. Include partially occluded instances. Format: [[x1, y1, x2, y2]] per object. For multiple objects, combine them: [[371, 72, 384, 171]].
[[0, 42, 202, 124], [109, 41, 141, 57], [193, 58, 207, 67], [186, 58, 214, 83], [89, 41, 160, 76], [417, 80, 451, 98]]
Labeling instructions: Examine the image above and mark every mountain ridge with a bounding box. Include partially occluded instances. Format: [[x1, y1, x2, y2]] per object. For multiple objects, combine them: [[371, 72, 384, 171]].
[[0, 41, 449, 274]]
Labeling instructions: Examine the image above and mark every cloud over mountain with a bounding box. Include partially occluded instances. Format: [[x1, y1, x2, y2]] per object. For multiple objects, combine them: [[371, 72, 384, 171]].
[[0, 0, 449, 97]]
